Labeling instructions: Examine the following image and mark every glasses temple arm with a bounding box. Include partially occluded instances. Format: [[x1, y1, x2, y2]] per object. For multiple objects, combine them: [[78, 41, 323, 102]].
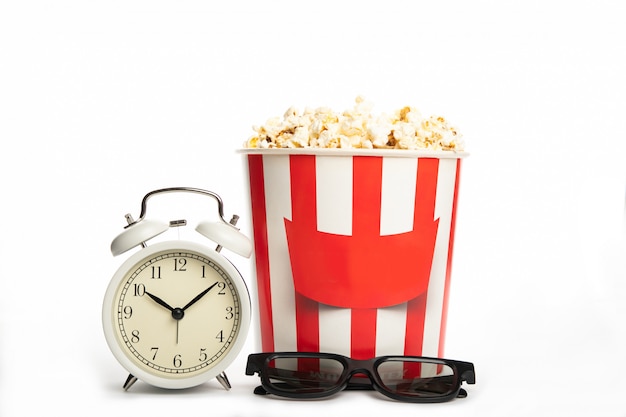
[[245, 362, 262, 376], [461, 370, 476, 384], [253, 385, 271, 396]]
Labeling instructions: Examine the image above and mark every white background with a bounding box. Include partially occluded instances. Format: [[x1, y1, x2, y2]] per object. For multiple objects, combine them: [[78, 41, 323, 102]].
[[1, 1, 625, 416]]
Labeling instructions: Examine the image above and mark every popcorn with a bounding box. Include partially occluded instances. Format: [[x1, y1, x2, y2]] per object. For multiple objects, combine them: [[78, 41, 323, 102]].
[[244, 96, 464, 151]]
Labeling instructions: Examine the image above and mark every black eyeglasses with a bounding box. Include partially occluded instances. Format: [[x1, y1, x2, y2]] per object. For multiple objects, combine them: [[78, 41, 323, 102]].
[[246, 352, 475, 403]]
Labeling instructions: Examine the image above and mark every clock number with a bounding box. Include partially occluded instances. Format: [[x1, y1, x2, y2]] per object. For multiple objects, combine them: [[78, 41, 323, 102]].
[[133, 284, 145, 297], [123, 305, 133, 319], [151, 347, 159, 360], [201, 265, 206, 278], [151, 266, 161, 279], [225, 306, 234, 320], [217, 282, 226, 295], [199, 348, 208, 362], [174, 258, 187, 272], [173, 354, 182, 368], [216, 330, 224, 343], [131, 330, 140, 343]]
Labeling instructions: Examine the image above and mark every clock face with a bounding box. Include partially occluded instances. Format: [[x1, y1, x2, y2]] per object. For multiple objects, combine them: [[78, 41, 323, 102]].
[[103, 241, 250, 388]]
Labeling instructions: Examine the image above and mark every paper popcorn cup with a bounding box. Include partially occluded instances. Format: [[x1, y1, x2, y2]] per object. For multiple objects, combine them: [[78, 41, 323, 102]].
[[242, 148, 467, 360]]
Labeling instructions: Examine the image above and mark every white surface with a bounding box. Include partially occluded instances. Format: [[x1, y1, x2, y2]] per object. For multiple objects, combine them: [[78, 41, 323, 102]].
[[1, 1, 625, 416]]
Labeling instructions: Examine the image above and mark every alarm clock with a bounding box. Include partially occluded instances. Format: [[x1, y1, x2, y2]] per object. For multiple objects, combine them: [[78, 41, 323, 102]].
[[102, 187, 252, 390]]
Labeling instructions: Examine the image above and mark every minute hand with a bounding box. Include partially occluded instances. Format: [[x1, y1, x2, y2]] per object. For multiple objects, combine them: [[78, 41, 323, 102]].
[[182, 282, 219, 311]]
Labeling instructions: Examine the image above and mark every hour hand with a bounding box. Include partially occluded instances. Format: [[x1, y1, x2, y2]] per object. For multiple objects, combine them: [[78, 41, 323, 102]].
[[145, 291, 174, 312]]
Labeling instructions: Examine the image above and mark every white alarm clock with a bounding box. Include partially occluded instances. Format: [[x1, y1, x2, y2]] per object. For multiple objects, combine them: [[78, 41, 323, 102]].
[[102, 187, 252, 390]]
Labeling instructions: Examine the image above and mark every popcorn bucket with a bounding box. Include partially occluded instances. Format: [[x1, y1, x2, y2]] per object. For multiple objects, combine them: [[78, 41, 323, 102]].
[[242, 149, 466, 360]]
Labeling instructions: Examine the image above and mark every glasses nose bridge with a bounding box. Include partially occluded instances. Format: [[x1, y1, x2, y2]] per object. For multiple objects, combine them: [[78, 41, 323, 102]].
[[346, 366, 375, 381], [344, 357, 378, 381]]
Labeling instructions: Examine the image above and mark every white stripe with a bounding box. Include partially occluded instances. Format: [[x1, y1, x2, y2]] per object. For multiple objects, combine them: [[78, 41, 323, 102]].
[[378, 158, 414, 356], [319, 305, 351, 356], [316, 156, 353, 356], [316, 156, 352, 235], [263, 155, 298, 352], [380, 157, 418, 235], [375, 303, 408, 356], [421, 159, 457, 357]]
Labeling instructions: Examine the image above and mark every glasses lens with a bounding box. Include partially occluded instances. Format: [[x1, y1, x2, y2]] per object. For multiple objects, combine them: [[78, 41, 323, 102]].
[[376, 359, 457, 399], [265, 356, 345, 394]]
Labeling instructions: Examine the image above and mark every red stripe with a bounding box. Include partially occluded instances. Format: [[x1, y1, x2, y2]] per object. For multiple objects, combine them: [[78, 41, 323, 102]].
[[247, 155, 274, 352], [290, 155, 320, 353], [352, 156, 383, 237], [295, 293, 320, 352], [404, 293, 427, 356], [350, 156, 382, 359], [438, 159, 461, 358], [404, 158, 440, 356], [351, 308, 377, 359]]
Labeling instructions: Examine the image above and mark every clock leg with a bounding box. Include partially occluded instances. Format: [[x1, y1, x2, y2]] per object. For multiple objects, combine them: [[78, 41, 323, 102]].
[[123, 374, 138, 391], [216, 371, 231, 390]]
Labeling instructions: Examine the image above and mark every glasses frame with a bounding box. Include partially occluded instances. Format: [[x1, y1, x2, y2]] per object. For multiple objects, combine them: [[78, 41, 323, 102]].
[[246, 352, 475, 403]]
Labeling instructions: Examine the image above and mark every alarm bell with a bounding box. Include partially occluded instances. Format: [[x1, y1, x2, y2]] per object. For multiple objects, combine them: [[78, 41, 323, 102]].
[[196, 220, 252, 258], [110, 219, 169, 256], [110, 187, 252, 258]]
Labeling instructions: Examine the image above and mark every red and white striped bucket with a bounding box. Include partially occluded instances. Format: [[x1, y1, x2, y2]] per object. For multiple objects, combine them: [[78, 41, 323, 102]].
[[242, 149, 466, 360]]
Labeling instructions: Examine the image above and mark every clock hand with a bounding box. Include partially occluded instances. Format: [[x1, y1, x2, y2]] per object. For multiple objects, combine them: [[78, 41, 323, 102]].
[[145, 290, 183, 344], [145, 291, 175, 312], [182, 281, 219, 312]]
